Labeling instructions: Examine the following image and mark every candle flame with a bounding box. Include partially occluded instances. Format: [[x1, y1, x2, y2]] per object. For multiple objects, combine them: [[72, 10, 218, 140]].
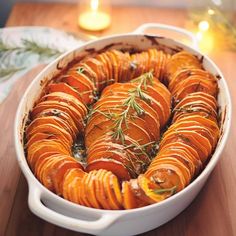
[[91, 0, 99, 11]]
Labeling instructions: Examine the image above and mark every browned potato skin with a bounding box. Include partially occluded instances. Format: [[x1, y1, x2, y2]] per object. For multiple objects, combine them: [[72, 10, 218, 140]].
[[25, 49, 220, 210]]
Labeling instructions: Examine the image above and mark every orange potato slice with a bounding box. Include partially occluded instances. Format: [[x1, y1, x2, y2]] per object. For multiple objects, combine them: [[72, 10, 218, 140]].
[[31, 100, 85, 131], [84, 170, 101, 208], [86, 158, 131, 180], [122, 181, 138, 209], [103, 171, 121, 209], [34, 108, 79, 135], [94, 169, 112, 209], [40, 91, 87, 116], [45, 82, 84, 104], [138, 174, 175, 203], [28, 140, 70, 171]]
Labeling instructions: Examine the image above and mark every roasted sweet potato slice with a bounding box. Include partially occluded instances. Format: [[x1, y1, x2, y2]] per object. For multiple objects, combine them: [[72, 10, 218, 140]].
[[26, 132, 57, 148], [173, 79, 218, 101], [177, 115, 219, 148], [173, 91, 217, 111], [79, 173, 93, 207], [103, 171, 121, 209], [160, 128, 210, 163], [101, 83, 169, 128], [45, 82, 84, 103], [53, 157, 84, 195], [128, 179, 151, 208], [62, 168, 86, 203], [28, 140, 70, 171], [40, 91, 87, 116], [169, 68, 217, 92], [26, 123, 73, 149], [157, 149, 196, 178], [94, 169, 112, 209], [87, 150, 131, 168], [145, 163, 186, 191], [165, 120, 215, 148], [36, 154, 66, 191], [82, 57, 107, 91], [159, 141, 202, 175], [165, 51, 202, 80], [34, 108, 79, 135], [138, 175, 175, 203], [26, 116, 76, 140], [122, 181, 138, 209], [84, 170, 101, 208], [86, 158, 131, 180], [150, 156, 191, 185], [31, 100, 85, 131]]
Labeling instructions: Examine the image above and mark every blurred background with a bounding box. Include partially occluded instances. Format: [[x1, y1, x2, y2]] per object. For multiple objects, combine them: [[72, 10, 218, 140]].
[[1, 0, 235, 27], [0, 0, 235, 53]]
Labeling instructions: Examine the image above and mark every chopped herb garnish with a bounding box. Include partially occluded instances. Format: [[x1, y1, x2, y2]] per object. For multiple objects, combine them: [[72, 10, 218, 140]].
[[112, 71, 154, 143], [153, 185, 177, 195], [77, 66, 85, 74]]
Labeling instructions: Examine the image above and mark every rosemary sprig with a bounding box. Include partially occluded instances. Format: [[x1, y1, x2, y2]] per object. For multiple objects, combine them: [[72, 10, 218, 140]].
[[0, 66, 25, 81], [0, 39, 19, 54], [112, 71, 154, 143], [0, 38, 63, 81], [21, 39, 61, 58], [77, 66, 85, 74], [0, 38, 61, 59], [86, 107, 115, 122], [124, 140, 155, 159], [153, 186, 177, 195]]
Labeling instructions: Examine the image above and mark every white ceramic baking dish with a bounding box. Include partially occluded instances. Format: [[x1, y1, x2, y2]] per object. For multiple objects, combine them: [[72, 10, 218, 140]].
[[14, 24, 232, 236]]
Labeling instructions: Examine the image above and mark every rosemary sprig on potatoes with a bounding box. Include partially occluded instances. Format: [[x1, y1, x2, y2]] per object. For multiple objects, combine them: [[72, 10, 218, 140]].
[[112, 71, 154, 143]]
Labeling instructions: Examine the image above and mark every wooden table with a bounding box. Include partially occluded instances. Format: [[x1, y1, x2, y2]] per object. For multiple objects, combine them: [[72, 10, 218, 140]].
[[1, 3, 236, 236]]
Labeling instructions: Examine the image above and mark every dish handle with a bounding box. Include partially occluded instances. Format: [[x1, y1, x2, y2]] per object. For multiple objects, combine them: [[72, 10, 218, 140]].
[[28, 184, 121, 234], [133, 23, 199, 50]]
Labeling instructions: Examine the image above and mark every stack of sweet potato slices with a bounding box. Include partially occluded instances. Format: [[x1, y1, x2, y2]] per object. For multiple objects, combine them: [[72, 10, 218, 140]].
[[85, 74, 171, 180], [25, 48, 220, 210], [145, 51, 219, 195]]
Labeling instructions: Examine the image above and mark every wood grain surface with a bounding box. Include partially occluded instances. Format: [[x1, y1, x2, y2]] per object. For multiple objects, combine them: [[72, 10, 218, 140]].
[[1, 3, 236, 236]]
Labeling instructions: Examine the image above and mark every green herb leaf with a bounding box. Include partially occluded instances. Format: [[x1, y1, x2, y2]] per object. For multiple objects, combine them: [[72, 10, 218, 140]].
[[112, 71, 154, 143], [0, 66, 25, 81], [153, 186, 177, 195], [77, 66, 85, 74]]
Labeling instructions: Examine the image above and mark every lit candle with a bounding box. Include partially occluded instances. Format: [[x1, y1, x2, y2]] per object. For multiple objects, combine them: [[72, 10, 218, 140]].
[[78, 0, 111, 31]]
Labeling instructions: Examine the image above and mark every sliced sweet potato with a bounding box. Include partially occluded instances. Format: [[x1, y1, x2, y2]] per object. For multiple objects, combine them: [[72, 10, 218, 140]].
[[40, 91, 87, 116], [157, 149, 196, 178], [122, 181, 138, 209], [84, 170, 101, 208], [26, 123, 73, 148], [165, 51, 202, 80], [53, 157, 84, 195], [26, 132, 57, 148], [103, 171, 121, 209], [86, 158, 131, 180], [31, 100, 85, 131], [26, 116, 76, 141], [62, 168, 85, 203], [34, 108, 79, 135], [94, 169, 112, 209], [138, 175, 175, 203], [145, 163, 186, 191], [28, 140, 70, 171], [46, 82, 84, 104], [150, 156, 191, 185]]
